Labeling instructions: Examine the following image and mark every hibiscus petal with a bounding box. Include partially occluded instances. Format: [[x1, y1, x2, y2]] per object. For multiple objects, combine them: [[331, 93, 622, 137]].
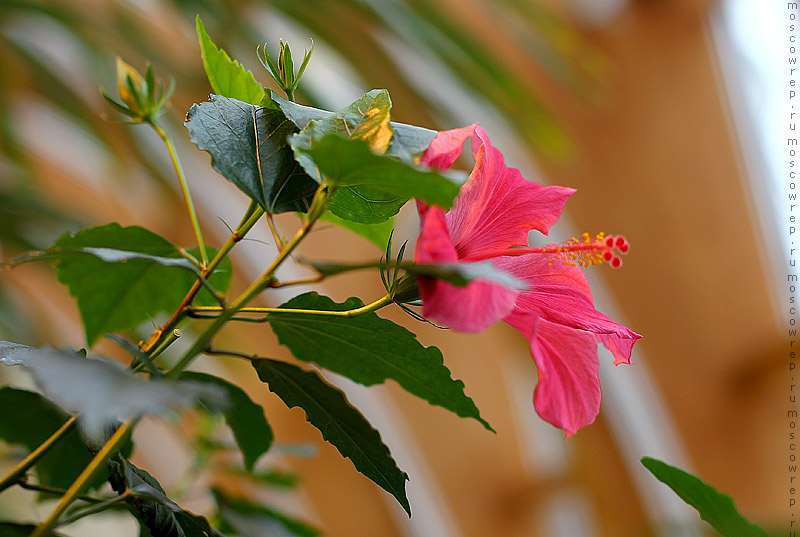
[[505, 316, 601, 436], [420, 124, 477, 171], [495, 255, 641, 366], [415, 204, 519, 331], [446, 127, 575, 260]]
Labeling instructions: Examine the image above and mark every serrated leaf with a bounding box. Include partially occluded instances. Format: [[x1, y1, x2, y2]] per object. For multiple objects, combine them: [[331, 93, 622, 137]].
[[109, 459, 226, 537], [185, 95, 317, 214], [0, 343, 226, 440], [294, 134, 464, 214], [317, 211, 394, 249], [309, 260, 526, 290], [3, 223, 231, 346], [181, 372, 273, 470], [196, 16, 265, 106], [641, 457, 767, 537], [0, 387, 109, 491], [267, 292, 492, 432], [251, 358, 410, 515]]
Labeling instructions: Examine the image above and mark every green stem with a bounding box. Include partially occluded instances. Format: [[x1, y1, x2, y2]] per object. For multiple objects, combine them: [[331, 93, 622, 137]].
[[166, 187, 329, 379], [150, 120, 208, 267], [0, 417, 77, 493], [54, 493, 130, 528], [16, 478, 106, 504], [187, 294, 393, 318], [30, 420, 133, 537], [140, 206, 265, 355]]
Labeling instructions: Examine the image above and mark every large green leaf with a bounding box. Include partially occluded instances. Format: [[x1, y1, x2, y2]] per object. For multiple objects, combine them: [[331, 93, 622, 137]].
[[215, 490, 322, 537], [18, 224, 230, 346], [294, 134, 465, 215], [0, 523, 65, 537], [251, 358, 410, 515], [181, 372, 273, 471], [196, 16, 265, 106], [0, 387, 106, 491], [640, 457, 767, 537], [108, 459, 226, 537], [185, 95, 318, 214], [267, 292, 492, 431]]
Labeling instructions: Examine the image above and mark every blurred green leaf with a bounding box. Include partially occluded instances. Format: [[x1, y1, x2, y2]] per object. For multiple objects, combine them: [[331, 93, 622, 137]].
[[0, 387, 108, 491], [196, 16, 265, 105], [185, 95, 318, 213], [182, 372, 273, 471], [251, 357, 410, 515], [215, 490, 322, 537], [641, 457, 767, 537], [267, 292, 493, 431]]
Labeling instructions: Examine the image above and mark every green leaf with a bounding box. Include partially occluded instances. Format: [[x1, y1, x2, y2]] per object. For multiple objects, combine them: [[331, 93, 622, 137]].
[[272, 92, 437, 158], [108, 459, 226, 537], [251, 358, 410, 515], [326, 186, 406, 224], [294, 134, 465, 214], [185, 95, 318, 213], [0, 387, 107, 491], [196, 16, 265, 106], [317, 211, 394, 249], [267, 292, 492, 431], [215, 490, 322, 537], [181, 372, 273, 470], [640, 457, 767, 537], [17, 223, 229, 346], [309, 260, 526, 290]]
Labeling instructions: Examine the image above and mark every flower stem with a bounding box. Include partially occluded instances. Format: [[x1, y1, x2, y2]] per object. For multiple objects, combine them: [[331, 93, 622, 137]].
[[0, 417, 76, 493], [30, 419, 133, 537], [149, 120, 208, 267], [140, 205, 265, 355], [165, 187, 330, 379], [187, 294, 393, 318]]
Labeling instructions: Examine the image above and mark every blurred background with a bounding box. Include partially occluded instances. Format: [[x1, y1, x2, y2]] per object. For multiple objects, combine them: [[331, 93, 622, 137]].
[[0, 0, 789, 535]]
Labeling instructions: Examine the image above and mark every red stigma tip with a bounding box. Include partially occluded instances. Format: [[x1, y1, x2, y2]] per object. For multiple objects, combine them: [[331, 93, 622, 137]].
[[614, 236, 626, 248], [610, 256, 622, 268], [605, 236, 615, 248], [603, 251, 614, 261]]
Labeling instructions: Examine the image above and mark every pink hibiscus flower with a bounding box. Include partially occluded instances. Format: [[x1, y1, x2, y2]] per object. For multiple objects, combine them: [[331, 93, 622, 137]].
[[415, 125, 641, 436]]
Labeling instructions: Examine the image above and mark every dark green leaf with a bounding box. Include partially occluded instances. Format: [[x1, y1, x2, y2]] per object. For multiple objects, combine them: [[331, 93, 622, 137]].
[[317, 211, 394, 249], [0, 387, 105, 490], [309, 260, 526, 290], [215, 490, 322, 537], [196, 16, 265, 106], [640, 457, 767, 537], [251, 358, 410, 514], [108, 459, 226, 537], [185, 95, 317, 214], [326, 186, 406, 224], [181, 372, 273, 470], [268, 292, 492, 431], [5, 223, 230, 346], [294, 134, 464, 213]]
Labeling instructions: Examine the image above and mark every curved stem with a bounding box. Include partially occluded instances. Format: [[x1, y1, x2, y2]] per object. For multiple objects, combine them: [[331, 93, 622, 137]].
[[149, 120, 208, 267], [30, 420, 133, 537], [187, 294, 393, 319], [0, 417, 77, 493], [54, 492, 130, 528], [16, 478, 106, 504]]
